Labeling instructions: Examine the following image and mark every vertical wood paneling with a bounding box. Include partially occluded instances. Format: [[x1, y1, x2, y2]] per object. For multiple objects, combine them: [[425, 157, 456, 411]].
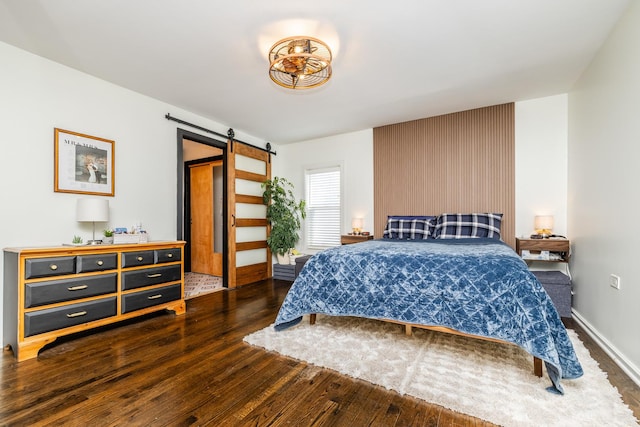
[[373, 103, 515, 248]]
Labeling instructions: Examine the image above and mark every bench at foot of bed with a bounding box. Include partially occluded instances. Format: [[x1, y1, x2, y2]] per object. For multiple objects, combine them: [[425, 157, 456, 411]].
[[307, 313, 543, 377]]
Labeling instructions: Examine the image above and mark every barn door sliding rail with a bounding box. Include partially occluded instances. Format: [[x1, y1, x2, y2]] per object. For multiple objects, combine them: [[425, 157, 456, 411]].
[[165, 113, 276, 155]]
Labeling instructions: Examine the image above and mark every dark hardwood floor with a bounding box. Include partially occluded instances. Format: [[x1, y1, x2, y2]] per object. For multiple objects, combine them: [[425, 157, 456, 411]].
[[1, 279, 638, 426]]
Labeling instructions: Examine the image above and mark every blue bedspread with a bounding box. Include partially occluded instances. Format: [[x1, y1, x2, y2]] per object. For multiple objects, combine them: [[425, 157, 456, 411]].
[[274, 238, 583, 394]]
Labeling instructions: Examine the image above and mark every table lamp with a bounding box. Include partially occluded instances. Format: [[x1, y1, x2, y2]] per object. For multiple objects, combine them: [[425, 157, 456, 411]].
[[351, 218, 363, 235], [534, 215, 554, 238], [77, 198, 109, 244]]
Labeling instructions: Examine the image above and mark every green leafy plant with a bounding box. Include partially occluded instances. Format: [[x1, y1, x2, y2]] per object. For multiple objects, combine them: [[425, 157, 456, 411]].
[[262, 177, 306, 256], [72, 235, 83, 244], [103, 229, 114, 237]]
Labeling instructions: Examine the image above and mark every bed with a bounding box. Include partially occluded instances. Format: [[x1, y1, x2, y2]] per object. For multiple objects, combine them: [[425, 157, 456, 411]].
[[274, 214, 583, 394]]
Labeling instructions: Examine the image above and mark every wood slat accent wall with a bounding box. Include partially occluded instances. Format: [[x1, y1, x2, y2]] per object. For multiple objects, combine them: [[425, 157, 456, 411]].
[[373, 103, 515, 248]]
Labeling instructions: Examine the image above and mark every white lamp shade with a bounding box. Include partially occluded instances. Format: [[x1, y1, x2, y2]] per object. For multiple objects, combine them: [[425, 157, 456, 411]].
[[351, 218, 363, 230], [534, 215, 554, 231], [76, 199, 109, 222]]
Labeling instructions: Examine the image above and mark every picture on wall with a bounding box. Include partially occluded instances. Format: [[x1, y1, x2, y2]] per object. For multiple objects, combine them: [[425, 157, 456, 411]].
[[54, 128, 115, 196]]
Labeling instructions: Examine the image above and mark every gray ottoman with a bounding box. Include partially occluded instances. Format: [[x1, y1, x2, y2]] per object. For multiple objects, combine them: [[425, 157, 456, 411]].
[[532, 271, 572, 318]]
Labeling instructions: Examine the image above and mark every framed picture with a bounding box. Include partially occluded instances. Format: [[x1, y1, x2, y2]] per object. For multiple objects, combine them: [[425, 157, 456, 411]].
[[54, 128, 115, 196]]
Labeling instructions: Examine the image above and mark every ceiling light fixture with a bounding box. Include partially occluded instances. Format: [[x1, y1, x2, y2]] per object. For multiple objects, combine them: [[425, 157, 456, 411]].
[[268, 36, 332, 90]]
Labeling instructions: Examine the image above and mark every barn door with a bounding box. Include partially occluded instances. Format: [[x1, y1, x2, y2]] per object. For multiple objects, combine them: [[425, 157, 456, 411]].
[[226, 141, 271, 288]]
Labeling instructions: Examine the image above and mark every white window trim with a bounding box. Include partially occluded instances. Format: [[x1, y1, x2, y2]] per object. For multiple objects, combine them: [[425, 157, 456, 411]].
[[304, 165, 343, 250]]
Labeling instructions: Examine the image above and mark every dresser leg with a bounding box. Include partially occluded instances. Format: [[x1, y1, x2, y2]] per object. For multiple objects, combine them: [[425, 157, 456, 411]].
[[167, 299, 186, 315], [17, 337, 57, 361]]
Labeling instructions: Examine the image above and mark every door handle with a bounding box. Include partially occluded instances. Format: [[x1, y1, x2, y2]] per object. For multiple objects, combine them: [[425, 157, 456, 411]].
[[232, 214, 236, 227]]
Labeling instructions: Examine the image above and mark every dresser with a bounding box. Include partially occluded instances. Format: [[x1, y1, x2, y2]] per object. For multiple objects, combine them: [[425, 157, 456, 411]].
[[3, 241, 186, 361]]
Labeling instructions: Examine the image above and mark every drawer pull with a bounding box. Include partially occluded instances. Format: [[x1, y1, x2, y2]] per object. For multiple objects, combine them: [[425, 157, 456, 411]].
[[66, 311, 87, 318], [137, 256, 144, 262], [147, 294, 162, 300], [97, 260, 104, 266], [167, 253, 173, 258], [50, 264, 58, 271], [147, 273, 162, 278], [67, 285, 88, 291]]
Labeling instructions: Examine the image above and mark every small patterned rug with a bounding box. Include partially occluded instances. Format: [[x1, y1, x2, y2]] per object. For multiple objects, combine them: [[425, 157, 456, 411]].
[[184, 272, 224, 299]]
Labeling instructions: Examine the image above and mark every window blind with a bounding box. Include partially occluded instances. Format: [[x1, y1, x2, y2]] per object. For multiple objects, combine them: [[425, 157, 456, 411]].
[[306, 167, 341, 248]]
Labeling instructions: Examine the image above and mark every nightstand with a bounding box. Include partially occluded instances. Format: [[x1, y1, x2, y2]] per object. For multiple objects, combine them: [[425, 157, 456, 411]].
[[516, 237, 572, 318], [341, 234, 374, 245], [515, 237, 570, 263]]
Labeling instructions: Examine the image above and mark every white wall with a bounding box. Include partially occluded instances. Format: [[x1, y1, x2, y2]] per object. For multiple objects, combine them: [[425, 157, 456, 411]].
[[515, 95, 568, 238], [272, 129, 374, 254], [568, 1, 640, 382], [0, 42, 263, 345]]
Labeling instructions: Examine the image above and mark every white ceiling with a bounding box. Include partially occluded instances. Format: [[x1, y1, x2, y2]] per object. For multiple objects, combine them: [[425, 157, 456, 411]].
[[0, 0, 630, 144]]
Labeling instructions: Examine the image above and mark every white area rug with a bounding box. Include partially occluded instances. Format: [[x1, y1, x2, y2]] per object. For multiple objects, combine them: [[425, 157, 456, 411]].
[[184, 272, 223, 299], [244, 315, 638, 427]]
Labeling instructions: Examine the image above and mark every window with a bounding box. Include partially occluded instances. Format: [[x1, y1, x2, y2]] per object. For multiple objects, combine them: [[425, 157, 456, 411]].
[[305, 166, 341, 248]]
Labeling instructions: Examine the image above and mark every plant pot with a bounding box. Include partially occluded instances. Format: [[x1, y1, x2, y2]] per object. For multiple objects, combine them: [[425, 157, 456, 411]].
[[102, 236, 114, 244], [276, 253, 290, 265]]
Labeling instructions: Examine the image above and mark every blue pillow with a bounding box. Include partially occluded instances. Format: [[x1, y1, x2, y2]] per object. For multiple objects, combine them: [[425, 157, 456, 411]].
[[433, 213, 503, 239], [383, 216, 435, 240]]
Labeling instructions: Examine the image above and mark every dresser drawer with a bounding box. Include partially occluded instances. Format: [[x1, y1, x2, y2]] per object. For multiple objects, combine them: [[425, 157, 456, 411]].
[[121, 250, 155, 268], [121, 265, 181, 290], [155, 248, 181, 264], [24, 297, 117, 337], [121, 284, 182, 314], [76, 253, 117, 273], [25, 256, 75, 279], [25, 273, 117, 308]]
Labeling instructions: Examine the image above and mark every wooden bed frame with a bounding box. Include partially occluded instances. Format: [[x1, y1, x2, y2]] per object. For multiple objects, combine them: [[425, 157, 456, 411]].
[[308, 313, 543, 377]]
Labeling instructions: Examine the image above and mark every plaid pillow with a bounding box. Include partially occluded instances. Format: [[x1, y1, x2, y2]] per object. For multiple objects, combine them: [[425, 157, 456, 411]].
[[433, 213, 503, 239], [383, 216, 435, 239]]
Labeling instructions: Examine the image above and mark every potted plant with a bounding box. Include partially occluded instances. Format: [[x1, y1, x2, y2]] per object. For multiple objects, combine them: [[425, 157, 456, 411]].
[[262, 177, 306, 264], [103, 229, 114, 244]]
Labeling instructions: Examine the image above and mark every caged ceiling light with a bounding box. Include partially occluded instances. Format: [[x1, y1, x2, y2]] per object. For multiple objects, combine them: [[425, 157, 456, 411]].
[[268, 36, 332, 90]]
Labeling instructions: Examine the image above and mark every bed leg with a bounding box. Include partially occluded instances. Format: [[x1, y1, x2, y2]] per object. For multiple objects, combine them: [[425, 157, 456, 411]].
[[533, 357, 543, 377], [309, 314, 316, 325], [405, 325, 412, 336]]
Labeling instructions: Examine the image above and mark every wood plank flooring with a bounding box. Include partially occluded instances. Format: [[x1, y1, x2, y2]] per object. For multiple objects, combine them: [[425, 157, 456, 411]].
[[1, 279, 638, 426]]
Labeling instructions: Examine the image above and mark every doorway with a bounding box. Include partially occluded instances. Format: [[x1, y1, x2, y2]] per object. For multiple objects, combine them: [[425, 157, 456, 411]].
[[176, 127, 272, 291], [177, 129, 227, 291]]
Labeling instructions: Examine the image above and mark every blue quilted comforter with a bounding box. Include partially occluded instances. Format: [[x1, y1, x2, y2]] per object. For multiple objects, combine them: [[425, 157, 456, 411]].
[[274, 238, 583, 394]]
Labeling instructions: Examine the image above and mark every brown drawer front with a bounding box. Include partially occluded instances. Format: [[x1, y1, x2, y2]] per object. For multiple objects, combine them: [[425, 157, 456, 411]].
[[121, 284, 182, 314], [121, 265, 181, 290], [24, 297, 117, 337], [76, 253, 117, 273], [25, 274, 117, 308], [155, 248, 181, 264], [25, 257, 75, 279], [121, 251, 155, 268]]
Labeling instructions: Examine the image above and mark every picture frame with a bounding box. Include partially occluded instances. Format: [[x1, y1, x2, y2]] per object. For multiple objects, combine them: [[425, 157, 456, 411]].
[[54, 128, 115, 196]]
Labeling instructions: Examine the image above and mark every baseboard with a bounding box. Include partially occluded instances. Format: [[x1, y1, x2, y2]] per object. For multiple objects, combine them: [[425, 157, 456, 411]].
[[572, 309, 640, 388]]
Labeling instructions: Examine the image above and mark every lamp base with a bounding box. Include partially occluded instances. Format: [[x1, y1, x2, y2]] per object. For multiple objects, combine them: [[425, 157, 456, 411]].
[[86, 239, 103, 245]]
